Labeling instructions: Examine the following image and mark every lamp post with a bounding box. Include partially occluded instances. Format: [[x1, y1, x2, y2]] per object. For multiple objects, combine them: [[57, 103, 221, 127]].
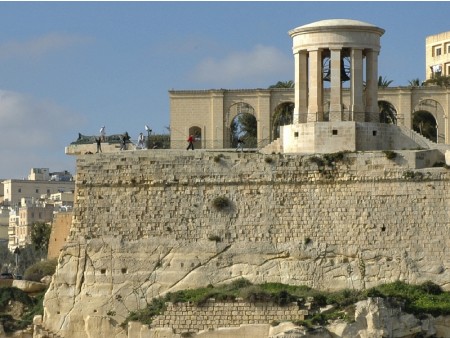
[[14, 247, 20, 273], [145, 125, 152, 138]]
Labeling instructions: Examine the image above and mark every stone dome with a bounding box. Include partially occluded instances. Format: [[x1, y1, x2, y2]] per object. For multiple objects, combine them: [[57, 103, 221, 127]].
[[289, 18, 385, 36]]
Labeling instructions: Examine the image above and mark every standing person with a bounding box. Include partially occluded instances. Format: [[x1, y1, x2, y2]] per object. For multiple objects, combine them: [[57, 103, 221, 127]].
[[236, 137, 245, 152], [95, 137, 102, 153], [137, 132, 145, 149], [120, 134, 127, 151], [100, 126, 106, 142], [186, 135, 194, 150]]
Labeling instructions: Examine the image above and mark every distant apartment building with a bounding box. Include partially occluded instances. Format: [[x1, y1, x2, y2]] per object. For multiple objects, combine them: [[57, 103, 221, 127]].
[[1, 168, 75, 251], [8, 203, 54, 250], [426, 30, 450, 79], [2, 168, 74, 207]]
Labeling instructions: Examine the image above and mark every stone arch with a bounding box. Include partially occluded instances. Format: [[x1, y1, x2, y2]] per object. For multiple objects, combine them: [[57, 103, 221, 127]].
[[272, 102, 294, 140], [225, 102, 256, 148], [188, 126, 202, 149], [412, 110, 437, 143], [413, 99, 445, 143], [378, 100, 398, 124]]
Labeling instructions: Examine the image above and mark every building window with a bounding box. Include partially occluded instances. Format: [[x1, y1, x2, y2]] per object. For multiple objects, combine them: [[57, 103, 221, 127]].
[[35, 189, 39, 193], [373, 130, 377, 136], [436, 47, 442, 56], [47, 189, 50, 194], [294, 132, 299, 137], [332, 129, 338, 135], [18, 188, 21, 193]]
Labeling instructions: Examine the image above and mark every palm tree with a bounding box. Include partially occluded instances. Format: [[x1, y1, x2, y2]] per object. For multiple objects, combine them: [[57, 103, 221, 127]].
[[378, 101, 397, 124], [272, 102, 294, 139], [408, 78, 421, 87], [269, 81, 294, 89], [378, 76, 393, 88]]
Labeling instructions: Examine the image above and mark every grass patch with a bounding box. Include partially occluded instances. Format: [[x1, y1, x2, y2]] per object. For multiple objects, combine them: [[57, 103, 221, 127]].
[[0, 287, 45, 333], [121, 279, 450, 329]]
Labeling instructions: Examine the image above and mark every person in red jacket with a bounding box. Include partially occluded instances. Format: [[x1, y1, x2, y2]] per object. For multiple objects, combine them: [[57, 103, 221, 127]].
[[186, 135, 194, 150]]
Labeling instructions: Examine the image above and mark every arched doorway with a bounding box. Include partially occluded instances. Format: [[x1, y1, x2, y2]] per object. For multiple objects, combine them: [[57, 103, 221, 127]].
[[413, 99, 445, 143], [272, 102, 294, 140], [378, 100, 397, 124], [227, 102, 256, 148], [188, 126, 202, 149], [413, 111, 437, 143], [230, 113, 257, 148]]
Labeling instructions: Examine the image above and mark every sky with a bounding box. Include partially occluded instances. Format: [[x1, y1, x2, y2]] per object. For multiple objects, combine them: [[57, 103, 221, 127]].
[[0, 1, 449, 179]]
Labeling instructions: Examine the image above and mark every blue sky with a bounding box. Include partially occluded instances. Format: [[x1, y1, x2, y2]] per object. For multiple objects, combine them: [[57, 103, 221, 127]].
[[0, 1, 449, 179]]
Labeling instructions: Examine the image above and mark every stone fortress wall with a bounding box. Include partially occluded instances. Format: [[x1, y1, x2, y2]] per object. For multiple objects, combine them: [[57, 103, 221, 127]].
[[42, 149, 450, 337]]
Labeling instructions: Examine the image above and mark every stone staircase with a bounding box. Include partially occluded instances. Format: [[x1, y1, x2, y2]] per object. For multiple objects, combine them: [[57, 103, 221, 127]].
[[259, 137, 283, 154], [397, 125, 450, 152]]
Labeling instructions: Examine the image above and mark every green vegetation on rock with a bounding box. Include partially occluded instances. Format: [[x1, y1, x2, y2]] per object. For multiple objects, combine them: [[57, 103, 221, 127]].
[[122, 279, 450, 329]]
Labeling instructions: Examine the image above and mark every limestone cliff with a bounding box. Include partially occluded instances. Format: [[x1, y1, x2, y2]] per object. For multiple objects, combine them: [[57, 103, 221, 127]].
[[41, 150, 450, 337]]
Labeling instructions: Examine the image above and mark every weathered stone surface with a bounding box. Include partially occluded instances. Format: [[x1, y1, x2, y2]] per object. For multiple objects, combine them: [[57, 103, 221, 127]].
[[12, 280, 47, 293], [40, 151, 450, 337]]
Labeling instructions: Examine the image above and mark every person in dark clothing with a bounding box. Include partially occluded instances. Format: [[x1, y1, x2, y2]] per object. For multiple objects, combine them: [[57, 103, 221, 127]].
[[95, 137, 102, 153], [236, 138, 245, 152]]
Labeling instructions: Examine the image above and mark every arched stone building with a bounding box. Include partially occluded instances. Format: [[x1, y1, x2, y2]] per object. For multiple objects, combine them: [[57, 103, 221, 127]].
[[170, 87, 450, 148], [170, 19, 450, 150]]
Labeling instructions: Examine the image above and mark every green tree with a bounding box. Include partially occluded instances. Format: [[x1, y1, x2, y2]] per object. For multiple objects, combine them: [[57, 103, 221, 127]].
[[378, 76, 393, 88], [30, 222, 52, 259], [269, 81, 294, 89], [272, 102, 294, 139], [413, 111, 437, 142], [424, 74, 450, 87], [230, 113, 257, 148], [0, 242, 15, 272], [378, 101, 397, 124]]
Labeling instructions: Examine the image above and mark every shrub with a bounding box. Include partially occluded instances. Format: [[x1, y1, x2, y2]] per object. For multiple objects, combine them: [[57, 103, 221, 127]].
[[23, 258, 57, 282], [309, 156, 325, 167], [208, 235, 221, 242], [212, 196, 230, 210], [213, 154, 224, 163], [402, 170, 424, 180], [383, 150, 397, 160]]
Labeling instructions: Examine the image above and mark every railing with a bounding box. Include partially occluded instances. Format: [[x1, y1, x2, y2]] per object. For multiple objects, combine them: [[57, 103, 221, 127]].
[[169, 138, 273, 150]]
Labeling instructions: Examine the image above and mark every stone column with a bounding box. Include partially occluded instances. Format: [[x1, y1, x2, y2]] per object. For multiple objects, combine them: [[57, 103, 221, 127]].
[[329, 49, 342, 121], [308, 49, 323, 122], [294, 51, 308, 124], [350, 48, 364, 122], [365, 49, 379, 122], [257, 91, 271, 145], [210, 91, 224, 148]]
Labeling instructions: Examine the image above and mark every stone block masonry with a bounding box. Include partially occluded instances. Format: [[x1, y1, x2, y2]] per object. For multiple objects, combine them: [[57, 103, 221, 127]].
[[151, 299, 307, 333], [42, 149, 450, 338]]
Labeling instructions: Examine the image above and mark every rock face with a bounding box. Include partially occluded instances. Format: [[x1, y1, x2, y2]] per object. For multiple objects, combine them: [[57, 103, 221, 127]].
[[12, 280, 47, 293], [41, 150, 450, 337]]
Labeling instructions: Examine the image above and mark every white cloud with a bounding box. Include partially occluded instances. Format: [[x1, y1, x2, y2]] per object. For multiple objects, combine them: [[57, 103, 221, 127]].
[[191, 44, 292, 86], [0, 33, 93, 60], [0, 90, 85, 178]]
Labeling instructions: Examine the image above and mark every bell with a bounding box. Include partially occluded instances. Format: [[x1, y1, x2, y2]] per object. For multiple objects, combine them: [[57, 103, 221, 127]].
[[323, 59, 350, 82]]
